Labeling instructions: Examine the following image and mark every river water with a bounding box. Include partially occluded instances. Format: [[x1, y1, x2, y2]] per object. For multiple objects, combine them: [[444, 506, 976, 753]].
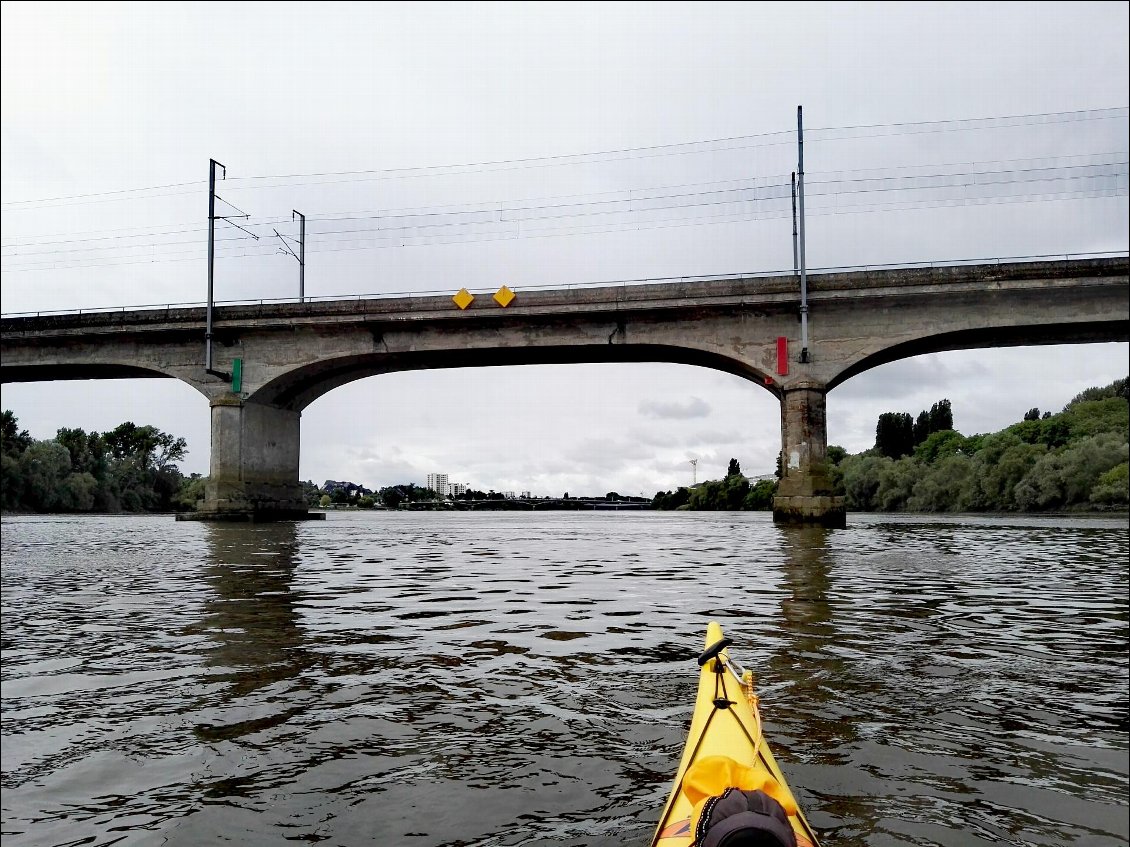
[[1, 511, 1126, 847]]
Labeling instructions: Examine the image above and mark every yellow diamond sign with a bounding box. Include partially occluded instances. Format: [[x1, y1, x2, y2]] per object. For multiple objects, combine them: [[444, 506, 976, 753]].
[[493, 285, 515, 307], [452, 288, 474, 310]]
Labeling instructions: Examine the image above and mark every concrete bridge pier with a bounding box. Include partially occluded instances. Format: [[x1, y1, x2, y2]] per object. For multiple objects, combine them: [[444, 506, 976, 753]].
[[773, 385, 847, 528], [178, 397, 322, 522]]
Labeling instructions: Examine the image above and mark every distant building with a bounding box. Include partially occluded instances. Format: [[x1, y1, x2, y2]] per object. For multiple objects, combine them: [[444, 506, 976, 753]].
[[428, 474, 472, 498]]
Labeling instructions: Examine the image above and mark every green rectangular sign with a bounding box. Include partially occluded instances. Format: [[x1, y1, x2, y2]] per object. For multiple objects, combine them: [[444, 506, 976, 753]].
[[231, 358, 242, 393]]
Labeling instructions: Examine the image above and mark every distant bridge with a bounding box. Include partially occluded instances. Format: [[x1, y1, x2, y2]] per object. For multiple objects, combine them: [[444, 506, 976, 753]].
[[3, 256, 1127, 525]]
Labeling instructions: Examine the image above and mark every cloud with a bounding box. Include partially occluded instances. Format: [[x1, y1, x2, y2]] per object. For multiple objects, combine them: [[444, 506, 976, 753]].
[[638, 395, 712, 419]]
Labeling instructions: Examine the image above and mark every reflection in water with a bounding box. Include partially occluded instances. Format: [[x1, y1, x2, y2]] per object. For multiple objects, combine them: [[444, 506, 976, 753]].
[[190, 522, 308, 738], [771, 526, 877, 842], [1, 512, 1126, 847]]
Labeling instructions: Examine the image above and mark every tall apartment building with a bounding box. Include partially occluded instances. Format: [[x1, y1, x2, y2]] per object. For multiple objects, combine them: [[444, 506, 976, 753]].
[[426, 473, 449, 496]]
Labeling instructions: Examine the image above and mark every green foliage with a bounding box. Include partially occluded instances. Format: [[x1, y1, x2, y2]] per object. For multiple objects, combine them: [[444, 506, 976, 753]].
[[826, 445, 848, 465], [726, 458, 742, 478], [652, 487, 691, 510], [18, 441, 73, 511], [1059, 397, 1129, 441], [1, 411, 33, 457], [966, 435, 1047, 511], [1090, 462, 1129, 506], [1066, 377, 1128, 408], [743, 479, 777, 510], [0, 411, 190, 514], [301, 480, 323, 506], [173, 475, 207, 511], [876, 457, 918, 511], [378, 483, 436, 508], [929, 399, 953, 433], [877, 398, 957, 458], [876, 412, 915, 458], [912, 429, 967, 463], [840, 454, 889, 511], [907, 454, 976, 512], [1013, 433, 1127, 510], [847, 377, 1128, 513]]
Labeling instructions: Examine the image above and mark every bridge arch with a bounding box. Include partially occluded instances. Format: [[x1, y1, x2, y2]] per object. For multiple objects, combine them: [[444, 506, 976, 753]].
[[248, 343, 781, 411], [0, 361, 189, 386], [828, 320, 1130, 389]]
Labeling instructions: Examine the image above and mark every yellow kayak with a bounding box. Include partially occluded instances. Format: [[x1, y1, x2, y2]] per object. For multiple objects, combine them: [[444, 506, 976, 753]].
[[651, 622, 820, 847]]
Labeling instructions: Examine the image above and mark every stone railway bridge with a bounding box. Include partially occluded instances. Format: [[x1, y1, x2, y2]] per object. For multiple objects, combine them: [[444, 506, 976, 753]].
[[2, 256, 1127, 526]]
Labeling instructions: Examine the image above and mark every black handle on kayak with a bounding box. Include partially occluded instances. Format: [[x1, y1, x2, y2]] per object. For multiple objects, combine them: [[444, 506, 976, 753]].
[[697, 637, 733, 666]]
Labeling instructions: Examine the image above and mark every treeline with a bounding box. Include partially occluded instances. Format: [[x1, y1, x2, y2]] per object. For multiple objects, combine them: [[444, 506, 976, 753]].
[[653, 458, 778, 511], [651, 378, 1128, 514], [308, 481, 441, 509], [308, 481, 524, 509], [1, 411, 193, 513], [834, 378, 1128, 512]]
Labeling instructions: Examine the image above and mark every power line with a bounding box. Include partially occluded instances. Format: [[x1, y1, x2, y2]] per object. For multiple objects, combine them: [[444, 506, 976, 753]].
[[4, 182, 1124, 273], [5, 154, 1124, 257], [3, 106, 1124, 210]]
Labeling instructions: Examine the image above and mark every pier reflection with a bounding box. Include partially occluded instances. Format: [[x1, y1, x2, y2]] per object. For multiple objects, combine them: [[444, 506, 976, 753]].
[[770, 525, 872, 841], [191, 522, 312, 737]]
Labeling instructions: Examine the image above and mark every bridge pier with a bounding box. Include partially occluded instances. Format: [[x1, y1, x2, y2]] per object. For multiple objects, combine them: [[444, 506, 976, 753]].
[[178, 397, 322, 522], [773, 386, 846, 527]]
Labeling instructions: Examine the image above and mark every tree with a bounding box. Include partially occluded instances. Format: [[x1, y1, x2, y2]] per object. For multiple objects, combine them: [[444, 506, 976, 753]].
[[912, 410, 931, 445], [743, 479, 777, 510], [1, 411, 32, 457], [652, 487, 691, 510], [876, 412, 914, 458], [1014, 433, 1127, 510], [1066, 377, 1129, 408], [929, 399, 954, 433], [726, 458, 742, 478], [841, 454, 889, 511], [1090, 462, 1129, 506], [913, 430, 968, 464], [18, 441, 72, 511], [907, 454, 976, 512], [1024, 407, 1041, 421], [826, 445, 848, 465]]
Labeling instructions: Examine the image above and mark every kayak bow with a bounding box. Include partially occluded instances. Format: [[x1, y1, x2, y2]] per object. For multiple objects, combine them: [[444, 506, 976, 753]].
[[651, 622, 820, 847]]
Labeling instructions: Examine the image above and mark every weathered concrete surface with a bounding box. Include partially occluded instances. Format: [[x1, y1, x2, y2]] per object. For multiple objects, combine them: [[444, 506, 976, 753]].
[[773, 387, 846, 527], [182, 397, 322, 520], [3, 257, 1127, 523]]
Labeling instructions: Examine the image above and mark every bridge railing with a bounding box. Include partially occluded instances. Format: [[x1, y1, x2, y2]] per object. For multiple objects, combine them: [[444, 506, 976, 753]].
[[3, 250, 1126, 319]]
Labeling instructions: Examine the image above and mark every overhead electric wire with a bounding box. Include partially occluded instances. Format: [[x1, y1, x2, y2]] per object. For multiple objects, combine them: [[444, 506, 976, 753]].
[[4, 157, 1124, 265], [5, 153, 1125, 255], [4, 179, 1124, 273], [3, 106, 1125, 210], [5, 150, 1122, 251]]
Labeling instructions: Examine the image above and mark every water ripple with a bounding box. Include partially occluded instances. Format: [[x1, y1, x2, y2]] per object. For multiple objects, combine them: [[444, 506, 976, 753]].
[[1, 511, 1127, 846]]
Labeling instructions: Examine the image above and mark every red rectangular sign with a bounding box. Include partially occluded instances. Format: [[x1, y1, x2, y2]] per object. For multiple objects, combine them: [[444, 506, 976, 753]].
[[776, 336, 788, 376]]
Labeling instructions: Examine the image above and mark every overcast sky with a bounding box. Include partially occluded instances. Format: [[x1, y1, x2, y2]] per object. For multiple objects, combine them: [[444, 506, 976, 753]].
[[2, 2, 1127, 496]]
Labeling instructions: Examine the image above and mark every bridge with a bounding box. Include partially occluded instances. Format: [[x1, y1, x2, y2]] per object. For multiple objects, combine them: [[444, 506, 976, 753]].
[[2, 256, 1127, 525]]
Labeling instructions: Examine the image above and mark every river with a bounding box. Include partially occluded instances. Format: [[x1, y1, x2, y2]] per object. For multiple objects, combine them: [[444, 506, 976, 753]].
[[1, 511, 1127, 846]]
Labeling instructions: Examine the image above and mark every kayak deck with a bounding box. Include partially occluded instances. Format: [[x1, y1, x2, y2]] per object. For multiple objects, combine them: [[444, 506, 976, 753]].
[[651, 621, 820, 847]]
